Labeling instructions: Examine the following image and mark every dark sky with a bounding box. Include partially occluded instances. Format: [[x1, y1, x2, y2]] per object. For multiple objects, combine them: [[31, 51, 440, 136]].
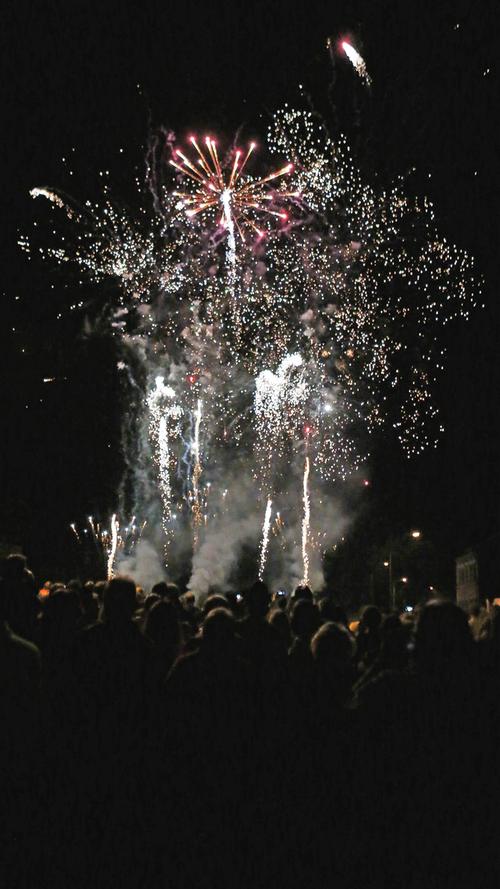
[[1, 0, 499, 579]]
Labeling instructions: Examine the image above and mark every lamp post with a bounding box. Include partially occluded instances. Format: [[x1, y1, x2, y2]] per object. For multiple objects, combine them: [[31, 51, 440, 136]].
[[392, 576, 408, 610], [384, 530, 421, 610]]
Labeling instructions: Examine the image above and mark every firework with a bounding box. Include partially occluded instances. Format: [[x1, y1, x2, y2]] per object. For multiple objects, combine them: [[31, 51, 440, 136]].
[[147, 377, 182, 558], [107, 513, 119, 579], [171, 136, 293, 244], [191, 399, 203, 548], [88, 515, 97, 541], [341, 40, 372, 87], [301, 455, 311, 586], [27, 93, 481, 594], [258, 496, 273, 579], [30, 187, 75, 218]]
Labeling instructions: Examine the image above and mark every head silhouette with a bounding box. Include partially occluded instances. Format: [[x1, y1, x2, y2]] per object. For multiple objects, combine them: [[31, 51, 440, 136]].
[[311, 621, 354, 702], [203, 594, 228, 618], [291, 599, 320, 641], [103, 576, 137, 624], [292, 584, 313, 604], [359, 605, 382, 632], [202, 607, 236, 648], [415, 599, 473, 674], [2, 553, 28, 583], [317, 598, 348, 628], [245, 580, 270, 618], [144, 599, 181, 648]]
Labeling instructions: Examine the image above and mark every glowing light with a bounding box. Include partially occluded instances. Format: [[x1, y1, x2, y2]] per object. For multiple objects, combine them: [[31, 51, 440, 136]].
[[341, 41, 372, 86], [301, 455, 311, 586], [147, 377, 182, 558], [258, 497, 273, 580], [27, 100, 481, 592], [191, 399, 203, 548], [30, 187, 74, 218], [171, 136, 293, 242], [107, 514, 119, 579]]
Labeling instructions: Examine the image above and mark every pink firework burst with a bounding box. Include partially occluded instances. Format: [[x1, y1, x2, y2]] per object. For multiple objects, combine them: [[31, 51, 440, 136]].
[[170, 136, 294, 241]]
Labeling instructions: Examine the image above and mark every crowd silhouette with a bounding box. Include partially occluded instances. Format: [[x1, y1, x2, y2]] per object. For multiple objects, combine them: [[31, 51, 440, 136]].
[[1, 551, 498, 888]]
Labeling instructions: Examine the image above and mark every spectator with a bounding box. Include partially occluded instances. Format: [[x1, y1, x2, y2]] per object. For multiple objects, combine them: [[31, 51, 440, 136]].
[[0, 553, 38, 640], [311, 621, 355, 711], [76, 576, 155, 759], [267, 606, 291, 649], [317, 597, 349, 630], [143, 598, 182, 680], [288, 598, 320, 677], [355, 604, 382, 673]]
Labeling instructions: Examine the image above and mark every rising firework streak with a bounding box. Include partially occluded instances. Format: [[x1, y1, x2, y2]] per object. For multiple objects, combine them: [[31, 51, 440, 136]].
[[301, 456, 311, 586], [258, 497, 273, 579], [107, 513, 119, 580], [191, 400, 203, 548]]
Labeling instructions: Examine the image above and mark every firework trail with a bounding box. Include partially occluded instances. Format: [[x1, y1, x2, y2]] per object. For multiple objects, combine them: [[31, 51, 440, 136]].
[[341, 40, 372, 87], [147, 376, 182, 561], [107, 513, 119, 579], [88, 515, 97, 541], [301, 455, 311, 586], [30, 187, 75, 218], [258, 496, 273, 579], [70, 522, 80, 543], [158, 416, 172, 547], [191, 399, 203, 549]]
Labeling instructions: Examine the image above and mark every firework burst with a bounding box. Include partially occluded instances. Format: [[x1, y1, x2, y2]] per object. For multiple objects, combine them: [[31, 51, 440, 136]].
[[26, 93, 482, 592], [171, 136, 294, 243]]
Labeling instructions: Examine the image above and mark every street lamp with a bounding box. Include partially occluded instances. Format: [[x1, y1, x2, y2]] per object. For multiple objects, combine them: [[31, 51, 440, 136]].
[[386, 530, 423, 610]]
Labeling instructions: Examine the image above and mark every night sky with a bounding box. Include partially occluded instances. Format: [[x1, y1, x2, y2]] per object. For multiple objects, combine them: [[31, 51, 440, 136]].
[[2, 0, 499, 587]]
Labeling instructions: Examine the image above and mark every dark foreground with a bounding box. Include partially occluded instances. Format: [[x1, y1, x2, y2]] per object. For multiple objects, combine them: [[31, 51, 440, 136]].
[[1, 559, 499, 889]]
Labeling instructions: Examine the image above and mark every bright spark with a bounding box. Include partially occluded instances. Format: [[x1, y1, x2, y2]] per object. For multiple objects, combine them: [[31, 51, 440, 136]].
[[341, 41, 372, 87], [301, 455, 311, 586], [107, 513, 119, 580]]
